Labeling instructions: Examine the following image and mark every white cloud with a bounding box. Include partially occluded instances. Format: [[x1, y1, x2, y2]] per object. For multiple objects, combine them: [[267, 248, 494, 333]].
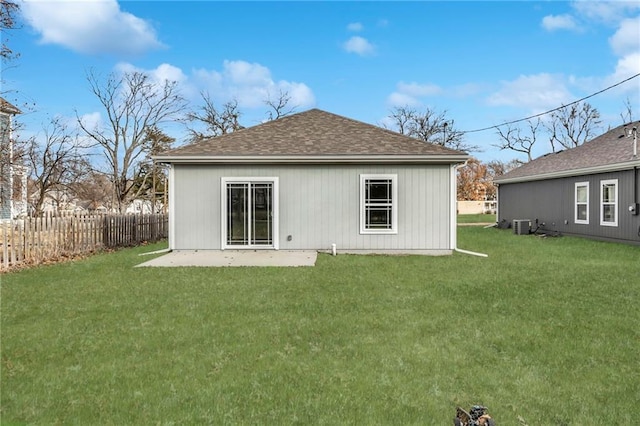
[[193, 60, 315, 109], [451, 83, 484, 98], [21, 0, 163, 55], [115, 62, 190, 98], [343, 36, 376, 56], [541, 14, 580, 31], [487, 74, 573, 111], [571, 1, 640, 25], [609, 16, 640, 56], [606, 52, 640, 87], [396, 82, 442, 97], [78, 112, 102, 131], [347, 22, 363, 32], [386, 81, 443, 107], [386, 92, 422, 107]]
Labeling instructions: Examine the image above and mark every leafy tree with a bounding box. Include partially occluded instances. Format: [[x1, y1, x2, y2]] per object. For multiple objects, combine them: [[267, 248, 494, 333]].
[[456, 157, 522, 201], [457, 158, 490, 201], [77, 69, 186, 213]]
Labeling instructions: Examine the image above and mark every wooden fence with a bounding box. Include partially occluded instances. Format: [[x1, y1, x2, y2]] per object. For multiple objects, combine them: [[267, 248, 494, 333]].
[[1, 213, 168, 271]]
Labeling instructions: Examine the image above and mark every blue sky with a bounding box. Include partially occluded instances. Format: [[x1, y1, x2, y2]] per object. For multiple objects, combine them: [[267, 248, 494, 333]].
[[4, 0, 640, 163]]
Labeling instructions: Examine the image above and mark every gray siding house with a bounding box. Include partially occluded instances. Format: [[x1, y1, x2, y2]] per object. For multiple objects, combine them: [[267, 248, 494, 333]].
[[155, 109, 469, 254], [494, 121, 640, 245]]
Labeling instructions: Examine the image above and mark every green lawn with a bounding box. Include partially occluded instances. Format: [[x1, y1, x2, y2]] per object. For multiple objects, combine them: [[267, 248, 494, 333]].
[[457, 213, 496, 224], [1, 228, 638, 425]]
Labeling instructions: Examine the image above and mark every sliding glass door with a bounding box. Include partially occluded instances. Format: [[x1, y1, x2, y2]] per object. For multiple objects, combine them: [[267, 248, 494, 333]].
[[223, 178, 277, 248]]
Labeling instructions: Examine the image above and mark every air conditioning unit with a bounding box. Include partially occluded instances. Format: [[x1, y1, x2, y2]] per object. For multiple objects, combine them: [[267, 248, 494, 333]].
[[513, 219, 531, 235]]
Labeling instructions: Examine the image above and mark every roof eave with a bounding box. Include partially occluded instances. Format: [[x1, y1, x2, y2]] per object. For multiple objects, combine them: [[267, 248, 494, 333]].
[[153, 154, 470, 165], [494, 158, 640, 184]]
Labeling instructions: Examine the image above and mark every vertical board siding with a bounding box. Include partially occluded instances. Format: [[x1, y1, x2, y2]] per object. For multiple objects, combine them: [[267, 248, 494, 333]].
[[173, 164, 452, 251], [498, 169, 640, 244]]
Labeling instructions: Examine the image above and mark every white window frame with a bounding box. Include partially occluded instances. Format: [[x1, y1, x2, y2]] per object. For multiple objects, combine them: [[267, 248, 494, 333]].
[[600, 179, 618, 227], [574, 182, 589, 224], [360, 174, 398, 235]]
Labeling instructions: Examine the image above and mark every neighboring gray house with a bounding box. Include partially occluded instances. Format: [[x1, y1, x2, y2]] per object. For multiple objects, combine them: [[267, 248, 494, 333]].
[[155, 109, 469, 254], [494, 121, 640, 245], [1, 97, 23, 220]]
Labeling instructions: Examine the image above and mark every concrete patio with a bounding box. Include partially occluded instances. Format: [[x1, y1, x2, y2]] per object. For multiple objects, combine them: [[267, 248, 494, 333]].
[[136, 250, 318, 267]]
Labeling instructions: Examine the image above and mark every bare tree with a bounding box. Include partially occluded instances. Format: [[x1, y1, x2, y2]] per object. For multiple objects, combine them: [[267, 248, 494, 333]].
[[1, 0, 20, 61], [26, 117, 89, 216], [494, 119, 542, 162], [620, 97, 634, 124], [70, 171, 113, 212], [77, 69, 186, 213], [385, 106, 477, 152], [386, 106, 416, 135], [186, 92, 242, 141], [264, 90, 297, 121], [545, 102, 601, 151], [486, 158, 522, 178], [129, 125, 174, 211]]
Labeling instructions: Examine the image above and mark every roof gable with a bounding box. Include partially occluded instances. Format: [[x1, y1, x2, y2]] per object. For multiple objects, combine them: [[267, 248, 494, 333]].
[[495, 121, 640, 183], [157, 109, 467, 162], [0, 97, 21, 115]]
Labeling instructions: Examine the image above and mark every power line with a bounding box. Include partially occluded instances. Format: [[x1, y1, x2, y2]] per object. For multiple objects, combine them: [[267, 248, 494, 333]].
[[462, 72, 640, 134]]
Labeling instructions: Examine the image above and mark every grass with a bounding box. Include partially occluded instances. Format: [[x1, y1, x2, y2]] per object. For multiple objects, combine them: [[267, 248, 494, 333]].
[[457, 213, 496, 223], [1, 228, 639, 425]]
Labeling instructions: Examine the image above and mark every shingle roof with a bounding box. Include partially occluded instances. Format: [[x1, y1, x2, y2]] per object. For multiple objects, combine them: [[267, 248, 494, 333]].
[[0, 97, 21, 115], [157, 108, 467, 161], [494, 121, 640, 183]]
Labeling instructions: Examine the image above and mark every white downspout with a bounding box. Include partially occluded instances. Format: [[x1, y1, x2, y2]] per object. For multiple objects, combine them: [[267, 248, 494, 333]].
[[168, 164, 176, 251], [452, 160, 488, 258]]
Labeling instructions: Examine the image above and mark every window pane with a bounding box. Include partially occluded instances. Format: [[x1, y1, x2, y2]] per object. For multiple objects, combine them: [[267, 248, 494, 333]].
[[367, 180, 391, 203], [577, 204, 587, 221], [576, 186, 587, 203], [227, 184, 248, 245], [368, 207, 392, 228], [602, 205, 615, 222], [602, 184, 615, 202]]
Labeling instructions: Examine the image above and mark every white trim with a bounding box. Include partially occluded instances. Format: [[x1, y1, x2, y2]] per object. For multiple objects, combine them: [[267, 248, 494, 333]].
[[450, 164, 458, 251], [221, 177, 279, 250], [600, 179, 618, 227], [574, 181, 589, 225], [168, 165, 176, 250], [155, 154, 469, 165], [359, 174, 398, 234], [494, 159, 640, 184]]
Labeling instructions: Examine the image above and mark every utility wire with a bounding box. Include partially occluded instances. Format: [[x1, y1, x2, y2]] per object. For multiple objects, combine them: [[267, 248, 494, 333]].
[[462, 72, 640, 134]]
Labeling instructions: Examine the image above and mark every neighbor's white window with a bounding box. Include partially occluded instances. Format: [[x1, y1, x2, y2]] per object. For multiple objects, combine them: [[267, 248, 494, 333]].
[[360, 174, 398, 234], [600, 179, 618, 227], [575, 182, 589, 224]]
